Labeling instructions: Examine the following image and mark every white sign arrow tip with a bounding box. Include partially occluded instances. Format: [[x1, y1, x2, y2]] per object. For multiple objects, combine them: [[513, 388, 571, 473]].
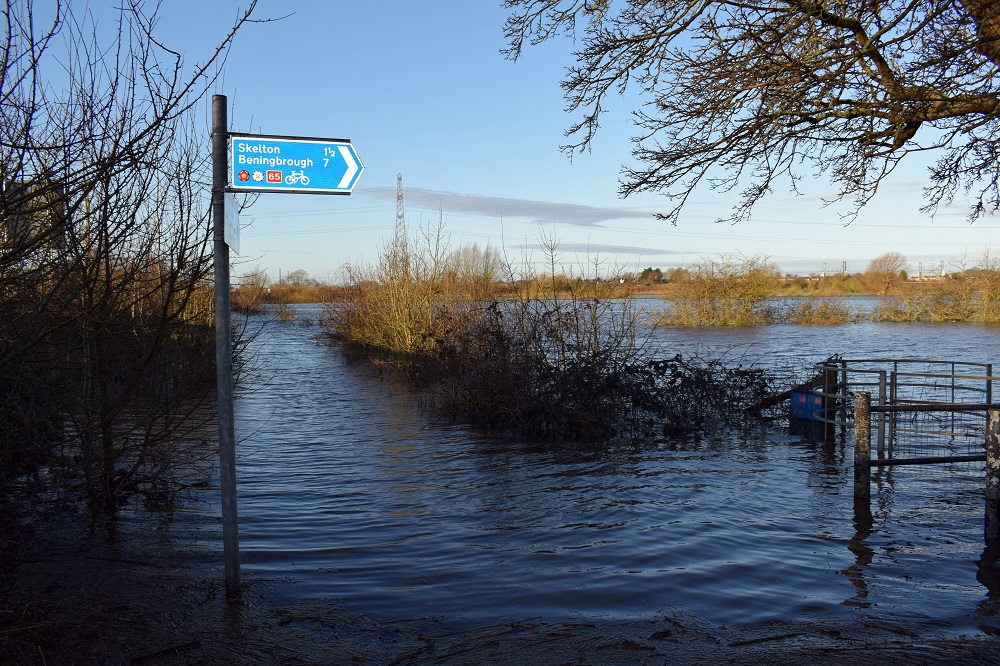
[[338, 146, 359, 189]]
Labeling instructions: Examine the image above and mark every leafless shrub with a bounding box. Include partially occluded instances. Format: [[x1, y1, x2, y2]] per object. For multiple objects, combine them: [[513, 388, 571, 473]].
[[783, 298, 858, 325], [0, 1, 262, 511], [327, 226, 778, 442], [658, 254, 781, 327]]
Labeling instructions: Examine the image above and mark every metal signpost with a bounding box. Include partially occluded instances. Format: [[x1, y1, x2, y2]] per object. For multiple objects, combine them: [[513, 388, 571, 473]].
[[211, 94, 363, 596]]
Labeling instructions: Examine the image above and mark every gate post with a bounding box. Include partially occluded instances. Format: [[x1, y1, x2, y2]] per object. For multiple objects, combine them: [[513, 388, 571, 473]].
[[854, 392, 872, 508], [823, 362, 839, 441], [986, 409, 1000, 541]]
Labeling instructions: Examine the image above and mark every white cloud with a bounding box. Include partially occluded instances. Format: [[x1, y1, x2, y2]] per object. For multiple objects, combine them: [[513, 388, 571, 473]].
[[510, 240, 684, 257], [359, 186, 657, 227]]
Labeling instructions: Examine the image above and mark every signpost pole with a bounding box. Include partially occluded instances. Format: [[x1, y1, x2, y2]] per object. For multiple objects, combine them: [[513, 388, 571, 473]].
[[212, 94, 241, 596], [211, 112, 363, 597]]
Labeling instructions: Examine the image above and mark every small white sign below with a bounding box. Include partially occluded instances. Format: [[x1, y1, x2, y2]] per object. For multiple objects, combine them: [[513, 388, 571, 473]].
[[224, 192, 240, 255]]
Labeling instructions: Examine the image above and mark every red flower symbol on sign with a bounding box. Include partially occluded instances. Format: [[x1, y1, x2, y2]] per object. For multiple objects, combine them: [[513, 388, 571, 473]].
[[238, 170, 250, 182]]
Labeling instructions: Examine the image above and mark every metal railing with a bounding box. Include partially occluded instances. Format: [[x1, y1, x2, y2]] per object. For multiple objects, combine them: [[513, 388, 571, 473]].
[[853, 393, 1000, 541], [793, 359, 1000, 541], [809, 358, 995, 460]]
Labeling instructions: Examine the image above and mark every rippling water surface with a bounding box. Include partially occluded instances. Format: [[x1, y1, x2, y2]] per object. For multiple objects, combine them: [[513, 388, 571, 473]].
[[232, 303, 1000, 635]]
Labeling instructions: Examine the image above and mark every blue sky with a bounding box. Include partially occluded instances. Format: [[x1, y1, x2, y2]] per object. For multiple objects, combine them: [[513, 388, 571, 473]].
[[103, 1, 1000, 282]]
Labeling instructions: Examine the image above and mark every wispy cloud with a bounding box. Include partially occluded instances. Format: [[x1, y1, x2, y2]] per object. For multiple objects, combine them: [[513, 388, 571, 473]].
[[746, 178, 929, 206], [359, 186, 657, 227], [510, 240, 684, 258]]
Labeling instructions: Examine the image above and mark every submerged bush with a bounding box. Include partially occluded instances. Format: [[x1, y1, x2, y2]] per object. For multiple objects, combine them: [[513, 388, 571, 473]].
[[232, 269, 269, 315], [659, 254, 781, 327], [424, 297, 651, 442], [425, 310, 778, 443], [870, 280, 984, 323], [326, 229, 778, 442], [325, 216, 503, 359], [784, 297, 857, 325], [870, 293, 937, 322]]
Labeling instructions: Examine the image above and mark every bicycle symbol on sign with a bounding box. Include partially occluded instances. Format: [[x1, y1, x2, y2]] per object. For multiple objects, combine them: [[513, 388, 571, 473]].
[[285, 170, 310, 186]]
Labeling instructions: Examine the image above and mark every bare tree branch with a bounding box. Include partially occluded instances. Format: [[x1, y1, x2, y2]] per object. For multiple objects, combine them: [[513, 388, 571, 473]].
[[0, 0, 266, 509], [503, 0, 1000, 224]]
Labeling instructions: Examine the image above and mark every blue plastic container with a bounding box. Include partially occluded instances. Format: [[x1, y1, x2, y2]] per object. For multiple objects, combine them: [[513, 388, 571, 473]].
[[790, 391, 824, 421]]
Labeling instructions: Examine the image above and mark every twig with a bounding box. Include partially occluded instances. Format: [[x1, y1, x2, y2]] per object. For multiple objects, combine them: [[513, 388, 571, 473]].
[[129, 640, 201, 664]]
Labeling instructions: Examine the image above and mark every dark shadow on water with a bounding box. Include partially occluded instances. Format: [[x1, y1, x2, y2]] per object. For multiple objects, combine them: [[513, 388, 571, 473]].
[[977, 541, 1000, 634], [841, 502, 876, 608]]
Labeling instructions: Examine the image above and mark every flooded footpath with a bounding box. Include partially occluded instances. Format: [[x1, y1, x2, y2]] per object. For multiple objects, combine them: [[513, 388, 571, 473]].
[[7, 303, 1000, 664], [232, 305, 1000, 637]]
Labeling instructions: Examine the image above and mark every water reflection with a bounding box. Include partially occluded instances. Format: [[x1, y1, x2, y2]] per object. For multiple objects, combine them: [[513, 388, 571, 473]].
[[976, 543, 1000, 634], [842, 503, 875, 608]]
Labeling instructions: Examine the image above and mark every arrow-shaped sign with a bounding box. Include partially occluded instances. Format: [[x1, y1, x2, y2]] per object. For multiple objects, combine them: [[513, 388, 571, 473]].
[[338, 145, 359, 190], [228, 133, 364, 195]]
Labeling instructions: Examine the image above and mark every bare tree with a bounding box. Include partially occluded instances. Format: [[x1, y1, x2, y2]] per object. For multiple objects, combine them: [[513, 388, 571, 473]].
[[502, 1, 1000, 223], [0, 1, 263, 510], [865, 251, 908, 294], [444, 243, 505, 299]]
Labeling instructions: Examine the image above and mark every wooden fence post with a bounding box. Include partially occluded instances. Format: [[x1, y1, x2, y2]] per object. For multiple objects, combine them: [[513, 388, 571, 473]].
[[854, 392, 871, 508], [986, 409, 1000, 541]]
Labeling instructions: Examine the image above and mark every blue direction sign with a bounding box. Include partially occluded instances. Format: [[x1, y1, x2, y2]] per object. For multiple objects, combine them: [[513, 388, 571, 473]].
[[228, 133, 364, 195]]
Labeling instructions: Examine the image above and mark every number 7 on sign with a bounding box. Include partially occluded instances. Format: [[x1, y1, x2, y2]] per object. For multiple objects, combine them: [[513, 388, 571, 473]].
[[323, 146, 338, 168]]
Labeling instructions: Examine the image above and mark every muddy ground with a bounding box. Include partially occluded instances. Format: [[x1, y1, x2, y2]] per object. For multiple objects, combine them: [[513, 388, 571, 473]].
[[3, 509, 1000, 665]]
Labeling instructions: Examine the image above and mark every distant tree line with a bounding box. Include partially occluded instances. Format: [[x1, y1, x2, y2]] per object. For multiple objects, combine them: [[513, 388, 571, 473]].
[[322, 228, 1000, 442]]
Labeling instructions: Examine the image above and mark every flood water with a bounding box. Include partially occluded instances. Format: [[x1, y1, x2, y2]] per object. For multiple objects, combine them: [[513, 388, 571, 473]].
[[230, 302, 1000, 637]]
